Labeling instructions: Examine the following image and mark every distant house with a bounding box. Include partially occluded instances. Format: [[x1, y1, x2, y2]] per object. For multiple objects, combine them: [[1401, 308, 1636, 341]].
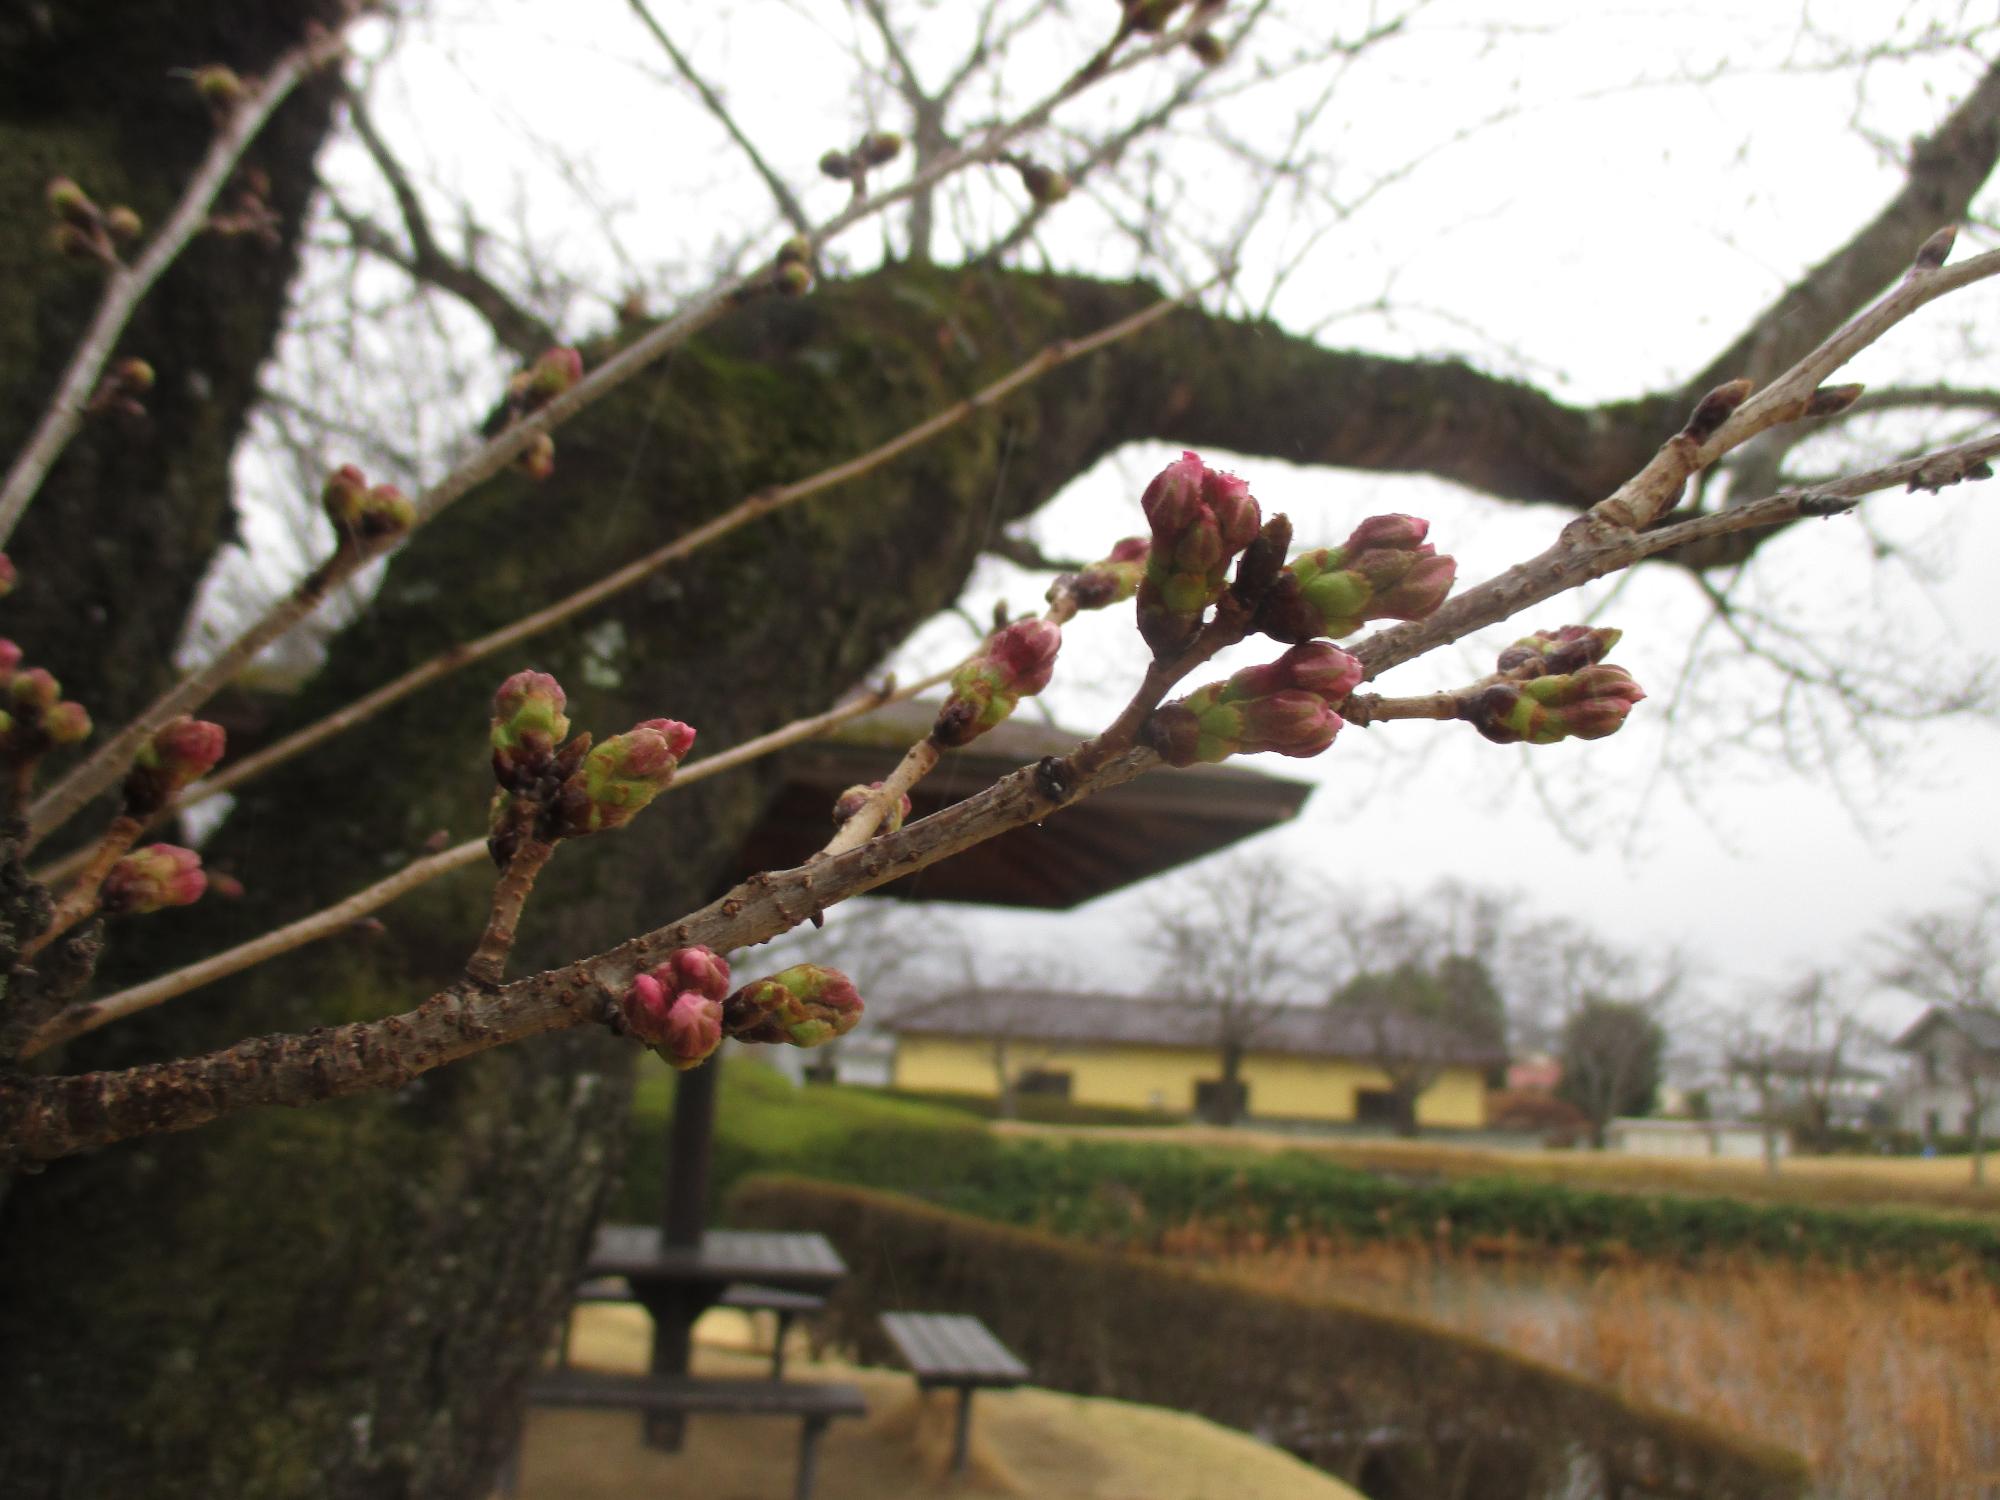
[[1892, 1007, 2000, 1140], [1711, 1047, 1884, 1131], [885, 988, 1501, 1128]]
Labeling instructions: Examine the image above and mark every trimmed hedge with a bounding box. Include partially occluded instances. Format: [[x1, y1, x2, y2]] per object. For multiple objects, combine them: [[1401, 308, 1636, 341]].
[[731, 1177, 1810, 1500], [620, 1066, 2000, 1273], [857, 1085, 1181, 1128]]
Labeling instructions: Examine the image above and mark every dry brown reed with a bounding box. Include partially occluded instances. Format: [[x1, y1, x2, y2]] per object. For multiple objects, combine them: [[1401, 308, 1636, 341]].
[[1175, 1228, 2000, 1499]]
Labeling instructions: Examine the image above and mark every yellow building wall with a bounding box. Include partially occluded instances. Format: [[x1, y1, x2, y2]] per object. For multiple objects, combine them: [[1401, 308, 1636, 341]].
[[892, 1034, 1487, 1127]]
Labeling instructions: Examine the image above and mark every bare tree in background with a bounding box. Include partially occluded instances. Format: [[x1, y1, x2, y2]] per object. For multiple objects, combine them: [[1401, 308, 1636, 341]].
[[1148, 855, 1322, 1123], [1879, 886, 2000, 1183]]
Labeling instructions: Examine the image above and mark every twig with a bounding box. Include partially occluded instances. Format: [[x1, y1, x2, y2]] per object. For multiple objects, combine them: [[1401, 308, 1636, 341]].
[[21, 19, 1208, 852], [17, 814, 143, 963], [31, 277, 1208, 876], [626, 0, 810, 236], [0, 15, 357, 547], [18, 667, 955, 1056], [342, 87, 555, 359], [464, 839, 554, 988]]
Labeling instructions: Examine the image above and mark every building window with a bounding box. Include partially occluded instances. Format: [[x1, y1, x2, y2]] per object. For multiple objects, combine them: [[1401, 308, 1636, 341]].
[[1017, 1069, 1072, 1100]]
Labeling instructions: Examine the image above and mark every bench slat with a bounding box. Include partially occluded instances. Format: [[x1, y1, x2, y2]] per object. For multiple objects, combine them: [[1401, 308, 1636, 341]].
[[530, 1369, 865, 1419], [880, 1312, 1028, 1387]]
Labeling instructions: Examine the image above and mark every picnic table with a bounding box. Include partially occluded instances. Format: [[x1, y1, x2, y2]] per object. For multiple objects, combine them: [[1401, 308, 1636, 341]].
[[577, 1224, 848, 1447]]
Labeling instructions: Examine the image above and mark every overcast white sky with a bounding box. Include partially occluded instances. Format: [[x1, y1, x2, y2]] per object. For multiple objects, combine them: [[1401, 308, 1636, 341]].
[[228, 2, 2000, 1050]]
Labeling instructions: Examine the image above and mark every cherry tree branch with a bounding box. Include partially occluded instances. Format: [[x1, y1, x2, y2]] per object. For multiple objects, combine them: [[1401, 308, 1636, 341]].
[[21, 17, 1209, 850], [27, 278, 1206, 888], [0, 14, 358, 547]]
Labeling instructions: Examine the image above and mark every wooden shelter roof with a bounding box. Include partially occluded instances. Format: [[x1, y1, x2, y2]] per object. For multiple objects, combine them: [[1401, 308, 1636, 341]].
[[728, 699, 1314, 909]]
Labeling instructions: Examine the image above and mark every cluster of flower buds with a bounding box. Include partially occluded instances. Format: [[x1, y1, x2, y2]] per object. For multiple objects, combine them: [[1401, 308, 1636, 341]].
[[89, 357, 155, 421], [100, 843, 207, 915], [191, 63, 246, 122], [502, 347, 584, 477], [46, 177, 142, 265], [1466, 664, 1646, 746], [621, 945, 733, 1071], [207, 168, 280, 249], [1136, 452, 1262, 656], [819, 131, 904, 185], [724, 964, 864, 1049], [832, 780, 913, 835], [322, 464, 415, 544], [485, 670, 696, 862], [0, 648, 92, 778], [1494, 625, 1622, 678], [121, 715, 226, 817], [1255, 514, 1456, 642], [934, 617, 1063, 748], [1146, 641, 1361, 765], [1064, 537, 1149, 611]]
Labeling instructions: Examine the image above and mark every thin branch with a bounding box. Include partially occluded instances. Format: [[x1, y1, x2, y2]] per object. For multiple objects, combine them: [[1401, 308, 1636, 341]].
[[20, 666, 955, 1056], [21, 17, 1207, 851], [624, 0, 811, 236], [0, 15, 357, 546], [45, 278, 1207, 864], [341, 88, 556, 359]]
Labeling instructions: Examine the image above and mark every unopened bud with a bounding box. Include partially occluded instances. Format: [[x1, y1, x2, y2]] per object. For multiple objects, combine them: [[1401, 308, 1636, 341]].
[[1136, 452, 1262, 656], [1467, 664, 1646, 745], [856, 131, 903, 167], [490, 670, 570, 788], [0, 640, 19, 680], [1258, 514, 1455, 642], [519, 430, 556, 480], [1145, 641, 1358, 766], [819, 150, 854, 180], [0, 556, 15, 599], [776, 261, 813, 296], [936, 618, 1063, 747], [1067, 536, 1149, 610], [1684, 378, 1753, 443], [512, 346, 583, 411], [1016, 160, 1071, 205], [1912, 225, 1956, 274], [550, 718, 694, 836], [1189, 32, 1228, 64], [621, 973, 726, 1070], [193, 64, 246, 112], [325, 477, 414, 542], [1494, 625, 1621, 677], [46, 177, 94, 227], [724, 964, 863, 1049], [42, 700, 91, 746], [776, 236, 811, 267], [123, 715, 226, 814], [103, 205, 142, 242], [100, 843, 207, 915], [1805, 383, 1864, 419]]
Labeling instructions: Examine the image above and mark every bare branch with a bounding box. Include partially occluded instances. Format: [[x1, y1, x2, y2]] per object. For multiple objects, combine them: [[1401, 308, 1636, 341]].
[[341, 88, 557, 358], [0, 15, 357, 547], [625, 0, 811, 236]]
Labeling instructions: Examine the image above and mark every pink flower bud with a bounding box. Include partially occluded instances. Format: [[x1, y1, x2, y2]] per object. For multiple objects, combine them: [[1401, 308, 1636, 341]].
[[490, 670, 570, 788], [1259, 516, 1456, 642], [936, 619, 1063, 747], [0, 640, 21, 679], [724, 964, 864, 1050], [658, 992, 725, 1070], [658, 945, 732, 1003], [512, 347, 583, 410], [1220, 642, 1363, 705], [0, 555, 15, 599], [322, 467, 415, 541], [551, 720, 691, 836], [1469, 664, 1646, 745], [1137, 453, 1262, 656], [632, 717, 697, 761], [100, 844, 206, 915], [123, 715, 226, 814]]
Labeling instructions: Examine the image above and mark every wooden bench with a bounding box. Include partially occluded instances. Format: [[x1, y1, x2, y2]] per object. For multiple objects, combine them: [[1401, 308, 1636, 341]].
[[528, 1367, 866, 1500], [878, 1312, 1030, 1472], [558, 1275, 825, 1379]]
